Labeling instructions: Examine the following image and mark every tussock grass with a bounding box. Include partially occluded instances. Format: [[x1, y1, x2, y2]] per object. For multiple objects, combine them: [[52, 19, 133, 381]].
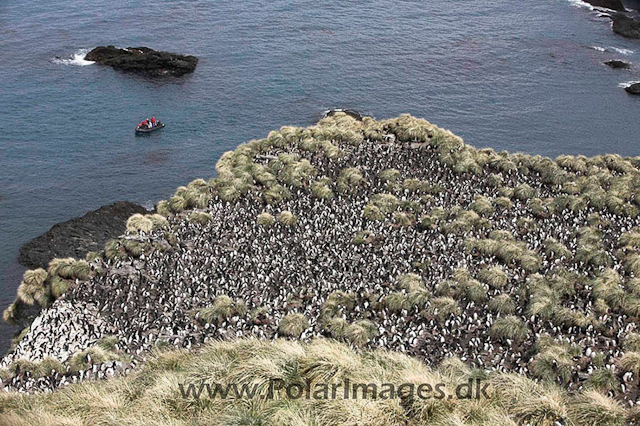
[[570, 389, 627, 426], [277, 210, 298, 227], [624, 252, 640, 276], [466, 237, 541, 272], [513, 183, 536, 201], [489, 316, 528, 343], [126, 213, 153, 234], [187, 211, 212, 225], [363, 204, 384, 221], [624, 332, 640, 352], [352, 230, 373, 245], [49, 276, 70, 298], [585, 368, 620, 394], [392, 211, 413, 227], [69, 346, 119, 372], [488, 294, 516, 315], [618, 351, 640, 376], [311, 178, 334, 200], [620, 229, 640, 248], [417, 214, 438, 230], [191, 295, 247, 324], [469, 195, 494, 216], [1, 338, 627, 426], [2, 302, 21, 325], [321, 291, 356, 319], [256, 212, 275, 227], [16, 268, 49, 306], [543, 238, 572, 261], [370, 193, 399, 213], [477, 265, 508, 289], [429, 296, 461, 319], [530, 339, 575, 384], [379, 168, 400, 183], [277, 313, 309, 337]]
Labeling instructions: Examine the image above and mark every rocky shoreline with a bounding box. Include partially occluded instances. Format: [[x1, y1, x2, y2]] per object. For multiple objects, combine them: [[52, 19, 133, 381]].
[[18, 201, 148, 270], [2, 113, 640, 410]]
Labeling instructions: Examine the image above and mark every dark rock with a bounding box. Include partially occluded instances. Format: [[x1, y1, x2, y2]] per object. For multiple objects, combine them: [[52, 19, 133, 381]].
[[18, 201, 148, 269], [84, 46, 198, 77], [625, 82, 640, 94], [584, 0, 625, 10], [612, 13, 640, 38], [604, 59, 632, 68]]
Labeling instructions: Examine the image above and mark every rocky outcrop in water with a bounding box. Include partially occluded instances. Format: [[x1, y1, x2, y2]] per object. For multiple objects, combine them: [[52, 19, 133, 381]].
[[625, 82, 640, 93], [603, 59, 632, 68], [84, 46, 198, 77], [324, 109, 364, 121], [612, 13, 640, 38], [18, 201, 148, 269]]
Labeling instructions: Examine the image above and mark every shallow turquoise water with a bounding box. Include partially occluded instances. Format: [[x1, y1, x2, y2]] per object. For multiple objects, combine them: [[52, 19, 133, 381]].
[[0, 0, 639, 349]]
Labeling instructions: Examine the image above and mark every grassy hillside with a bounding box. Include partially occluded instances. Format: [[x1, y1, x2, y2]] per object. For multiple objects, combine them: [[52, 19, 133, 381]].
[[0, 338, 633, 425]]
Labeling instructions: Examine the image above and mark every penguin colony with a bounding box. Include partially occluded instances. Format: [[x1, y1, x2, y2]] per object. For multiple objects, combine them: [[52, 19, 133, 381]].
[[2, 113, 640, 405]]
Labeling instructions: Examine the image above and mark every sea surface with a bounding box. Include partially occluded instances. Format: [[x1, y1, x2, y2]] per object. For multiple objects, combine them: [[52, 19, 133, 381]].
[[0, 0, 639, 352]]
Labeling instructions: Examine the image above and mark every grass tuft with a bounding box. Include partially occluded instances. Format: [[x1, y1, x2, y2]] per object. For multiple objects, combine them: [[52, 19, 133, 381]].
[[278, 313, 309, 337], [277, 211, 298, 227], [490, 316, 528, 343]]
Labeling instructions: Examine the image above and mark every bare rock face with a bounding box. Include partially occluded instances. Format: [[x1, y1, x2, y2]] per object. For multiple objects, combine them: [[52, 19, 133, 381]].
[[18, 201, 148, 269], [84, 46, 198, 77], [612, 14, 640, 38]]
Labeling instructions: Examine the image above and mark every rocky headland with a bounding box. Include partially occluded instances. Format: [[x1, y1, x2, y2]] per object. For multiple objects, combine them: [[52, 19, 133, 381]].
[[18, 201, 148, 270], [1, 114, 640, 425], [84, 46, 198, 77], [612, 13, 640, 38]]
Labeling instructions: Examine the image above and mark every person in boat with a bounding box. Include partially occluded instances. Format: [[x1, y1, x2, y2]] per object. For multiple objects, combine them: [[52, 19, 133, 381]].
[[140, 119, 148, 129], [151, 117, 156, 128]]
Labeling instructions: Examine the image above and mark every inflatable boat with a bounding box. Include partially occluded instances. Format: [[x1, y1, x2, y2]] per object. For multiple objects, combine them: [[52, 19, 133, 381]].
[[135, 122, 164, 134]]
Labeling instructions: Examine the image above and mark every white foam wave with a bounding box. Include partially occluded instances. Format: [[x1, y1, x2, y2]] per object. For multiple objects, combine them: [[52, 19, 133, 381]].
[[618, 80, 640, 88], [589, 45, 635, 55], [568, 0, 595, 10], [566, 0, 620, 13], [52, 49, 94, 66], [610, 47, 635, 55]]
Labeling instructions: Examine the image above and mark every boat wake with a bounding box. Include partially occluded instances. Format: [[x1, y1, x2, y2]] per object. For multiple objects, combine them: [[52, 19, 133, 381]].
[[52, 49, 95, 66]]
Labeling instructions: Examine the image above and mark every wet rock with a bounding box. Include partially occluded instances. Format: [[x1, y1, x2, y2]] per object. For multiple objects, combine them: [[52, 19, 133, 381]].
[[18, 201, 148, 269], [604, 59, 631, 68], [625, 82, 640, 94], [85, 46, 198, 77], [324, 108, 364, 121], [584, 0, 625, 10], [612, 13, 640, 38]]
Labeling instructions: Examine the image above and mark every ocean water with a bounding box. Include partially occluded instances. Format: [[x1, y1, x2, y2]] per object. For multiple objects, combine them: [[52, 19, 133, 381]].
[[0, 0, 639, 351]]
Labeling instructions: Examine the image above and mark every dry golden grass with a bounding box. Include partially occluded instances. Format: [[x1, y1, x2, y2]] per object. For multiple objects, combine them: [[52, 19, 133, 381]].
[[0, 338, 630, 426]]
